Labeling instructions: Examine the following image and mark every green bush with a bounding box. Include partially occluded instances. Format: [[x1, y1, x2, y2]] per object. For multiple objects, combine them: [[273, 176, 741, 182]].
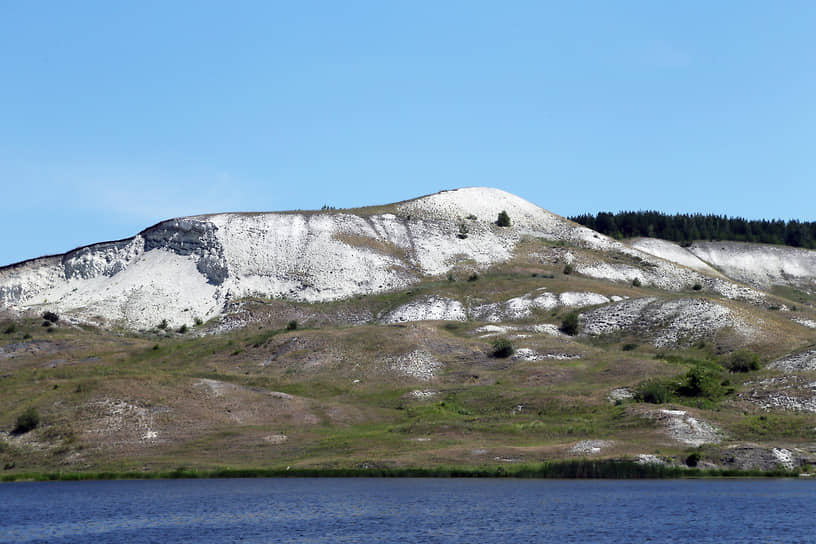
[[13, 407, 40, 434], [722, 349, 760, 373], [158, 319, 168, 330], [686, 452, 702, 467], [194, 317, 203, 326], [42, 311, 59, 323], [632, 277, 641, 287], [692, 283, 703, 291], [635, 380, 671, 404], [491, 338, 514, 358], [677, 365, 724, 399], [496, 210, 511, 227], [563, 263, 573, 275], [457, 223, 469, 239], [177, 324, 188, 334], [622, 343, 638, 351], [3, 323, 16, 334], [467, 273, 479, 282], [560, 312, 579, 336], [286, 320, 298, 331]]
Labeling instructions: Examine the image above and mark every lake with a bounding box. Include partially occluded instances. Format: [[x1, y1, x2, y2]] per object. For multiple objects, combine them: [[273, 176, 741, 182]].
[[1, 478, 814, 543]]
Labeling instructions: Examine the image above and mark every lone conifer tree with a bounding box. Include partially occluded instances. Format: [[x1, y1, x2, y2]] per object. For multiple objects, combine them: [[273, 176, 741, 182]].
[[496, 210, 511, 227]]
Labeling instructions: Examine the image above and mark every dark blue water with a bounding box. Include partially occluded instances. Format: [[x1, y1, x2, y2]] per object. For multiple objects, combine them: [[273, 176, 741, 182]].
[[1, 478, 814, 543]]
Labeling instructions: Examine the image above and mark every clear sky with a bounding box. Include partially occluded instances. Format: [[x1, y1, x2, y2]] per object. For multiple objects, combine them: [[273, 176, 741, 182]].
[[2, 1, 815, 266]]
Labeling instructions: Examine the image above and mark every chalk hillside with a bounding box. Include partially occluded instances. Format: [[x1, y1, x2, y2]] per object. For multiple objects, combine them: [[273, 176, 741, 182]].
[[2, 187, 816, 476]]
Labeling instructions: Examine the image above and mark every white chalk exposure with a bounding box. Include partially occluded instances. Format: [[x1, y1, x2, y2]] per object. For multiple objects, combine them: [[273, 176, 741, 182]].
[[380, 297, 467, 324], [385, 350, 442, 381], [499, 346, 582, 362], [576, 238, 766, 304], [793, 318, 816, 329], [769, 349, 816, 372], [650, 409, 722, 447], [569, 440, 614, 455], [772, 448, 795, 470], [635, 454, 665, 465], [471, 290, 610, 322], [471, 324, 516, 337], [689, 241, 816, 289], [608, 388, 634, 403], [629, 238, 722, 276], [512, 348, 546, 362], [409, 390, 438, 400], [530, 324, 565, 336], [0, 187, 802, 331], [740, 376, 816, 413], [581, 297, 755, 347], [0, 188, 624, 329]]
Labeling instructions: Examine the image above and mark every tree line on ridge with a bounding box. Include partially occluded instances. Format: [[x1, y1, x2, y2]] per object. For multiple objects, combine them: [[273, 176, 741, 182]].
[[569, 211, 816, 249]]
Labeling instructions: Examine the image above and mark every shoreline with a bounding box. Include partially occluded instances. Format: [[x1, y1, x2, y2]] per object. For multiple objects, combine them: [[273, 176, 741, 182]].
[[1, 459, 804, 483]]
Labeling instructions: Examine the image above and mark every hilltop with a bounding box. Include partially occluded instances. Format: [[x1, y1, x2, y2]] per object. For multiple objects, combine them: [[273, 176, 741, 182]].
[[2, 187, 816, 477], [1, 188, 615, 329]]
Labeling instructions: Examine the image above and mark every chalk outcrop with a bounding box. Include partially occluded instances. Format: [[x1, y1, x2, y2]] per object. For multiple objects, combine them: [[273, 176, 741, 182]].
[[580, 297, 756, 347], [0, 187, 811, 332], [688, 241, 816, 291], [0, 187, 638, 329]]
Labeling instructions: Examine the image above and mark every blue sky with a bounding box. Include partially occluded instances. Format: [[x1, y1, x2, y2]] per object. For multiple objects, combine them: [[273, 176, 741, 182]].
[[2, 1, 815, 265]]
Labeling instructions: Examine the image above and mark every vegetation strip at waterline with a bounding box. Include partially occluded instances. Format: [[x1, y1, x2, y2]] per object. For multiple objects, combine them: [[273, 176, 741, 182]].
[[0, 460, 803, 483]]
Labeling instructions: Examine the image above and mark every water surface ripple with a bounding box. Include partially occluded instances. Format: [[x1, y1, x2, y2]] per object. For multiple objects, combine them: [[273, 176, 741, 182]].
[[1, 478, 814, 543]]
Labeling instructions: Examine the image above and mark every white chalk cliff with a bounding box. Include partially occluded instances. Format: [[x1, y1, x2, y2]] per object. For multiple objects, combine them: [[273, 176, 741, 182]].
[[1, 187, 815, 330], [0, 188, 613, 328]]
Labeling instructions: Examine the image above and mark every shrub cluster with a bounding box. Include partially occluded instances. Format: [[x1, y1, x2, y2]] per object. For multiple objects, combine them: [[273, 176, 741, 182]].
[[13, 407, 40, 434], [491, 338, 514, 358], [633, 351, 757, 406], [496, 210, 511, 227], [722, 349, 761, 373], [676, 366, 726, 399], [634, 380, 672, 404], [42, 311, 59, 323], [560, 312, 579, 336]]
